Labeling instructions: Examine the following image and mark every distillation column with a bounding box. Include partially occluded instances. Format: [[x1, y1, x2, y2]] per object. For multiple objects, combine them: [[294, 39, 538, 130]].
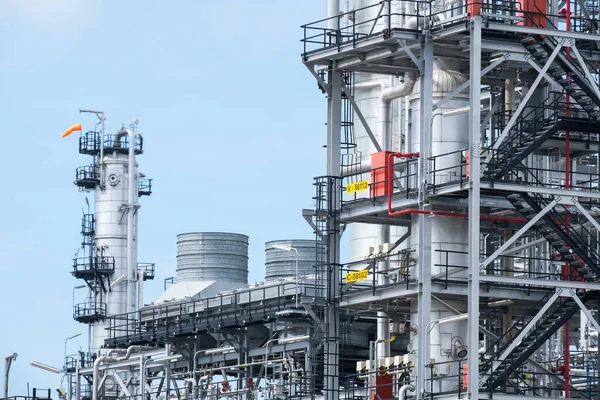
[[71, 120, 147, 354], [92, 130, 139, 351]]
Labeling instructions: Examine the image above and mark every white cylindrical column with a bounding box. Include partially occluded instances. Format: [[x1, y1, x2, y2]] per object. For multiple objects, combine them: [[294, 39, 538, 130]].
[[92, 150, 138, 351]]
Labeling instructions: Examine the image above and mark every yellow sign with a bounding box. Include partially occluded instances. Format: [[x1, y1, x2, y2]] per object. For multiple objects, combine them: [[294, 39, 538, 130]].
[[346, 269, 369, 283], [346, 180, 369, 193]]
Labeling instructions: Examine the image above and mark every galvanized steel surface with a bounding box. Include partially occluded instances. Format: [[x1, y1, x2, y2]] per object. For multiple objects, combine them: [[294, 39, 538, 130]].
[[265, 239, 317, 280], [176, 232, 248, 284]]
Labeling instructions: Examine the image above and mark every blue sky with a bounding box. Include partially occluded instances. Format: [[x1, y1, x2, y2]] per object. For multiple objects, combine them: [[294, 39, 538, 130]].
[[0, 0, 325, 394]]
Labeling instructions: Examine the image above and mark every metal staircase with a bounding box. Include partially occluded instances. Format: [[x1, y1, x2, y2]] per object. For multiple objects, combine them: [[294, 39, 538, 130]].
[[480, 181, 600, 390], [506, 190, 600, 280], [488, 101, 561, 179], [522, 35, 600, 120], [481, 291, 594, 391], [487, 100, 600, 180]]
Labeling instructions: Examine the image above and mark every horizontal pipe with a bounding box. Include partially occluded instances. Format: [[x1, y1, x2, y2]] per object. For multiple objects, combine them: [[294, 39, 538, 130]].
[[386, 152, 527, 223]]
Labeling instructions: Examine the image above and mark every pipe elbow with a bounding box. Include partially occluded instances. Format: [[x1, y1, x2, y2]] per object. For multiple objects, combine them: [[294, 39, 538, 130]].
[[115, 345, 143, 361], [380, 72, 417, 103], [399, 384, 415, 400]]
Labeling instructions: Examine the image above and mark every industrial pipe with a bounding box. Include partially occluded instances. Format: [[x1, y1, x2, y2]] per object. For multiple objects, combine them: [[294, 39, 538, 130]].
[[326, 0, 339, 31], [91, 348, 130, 400], [386, 152, 527, 223], [116, 128, 137, 314], [91, 355, 108, 400], [399, 384, 415, 400], [138, 269, 145, 310], [115, 345, 143, 361], [4, 353, 17, 399]]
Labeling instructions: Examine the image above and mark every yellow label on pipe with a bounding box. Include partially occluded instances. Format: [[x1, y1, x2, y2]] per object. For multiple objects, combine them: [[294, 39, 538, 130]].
[[346, 270, 369, 283], [346, 180, 369, 193]]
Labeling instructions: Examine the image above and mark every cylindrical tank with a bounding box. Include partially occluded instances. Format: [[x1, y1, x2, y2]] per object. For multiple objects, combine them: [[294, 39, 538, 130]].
[[93, 152, 138, 351], [176, 232, 249, 288], [265, 240, 317, 281]]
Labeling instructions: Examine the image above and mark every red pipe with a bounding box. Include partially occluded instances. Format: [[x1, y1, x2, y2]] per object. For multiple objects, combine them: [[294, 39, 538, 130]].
[[386, 152, 527, 223]]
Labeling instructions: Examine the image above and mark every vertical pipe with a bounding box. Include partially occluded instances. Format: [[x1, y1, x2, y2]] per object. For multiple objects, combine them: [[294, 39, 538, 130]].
[[98, 111, 105, 189], [139, 355, 145, 399], [165, 344, 172, 398], [344, 0, 350, 27], [327, 0, 340, 31], [4, 357, 10, 399], [138, 270, 145, 310], [75, 360, 80, 400], [404, 97, 410, 153], [92, 356, 107, 400], [125, 128, 136, 314], [505, 79, 513, 124], [377, 76, 393, 358]]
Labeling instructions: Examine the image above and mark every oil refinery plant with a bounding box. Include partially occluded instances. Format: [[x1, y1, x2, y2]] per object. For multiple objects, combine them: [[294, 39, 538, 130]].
[[6, 0, 600, 399]]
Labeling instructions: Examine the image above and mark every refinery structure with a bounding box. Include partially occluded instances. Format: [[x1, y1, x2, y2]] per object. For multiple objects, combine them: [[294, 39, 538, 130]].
[[8, 0, 600, 399]]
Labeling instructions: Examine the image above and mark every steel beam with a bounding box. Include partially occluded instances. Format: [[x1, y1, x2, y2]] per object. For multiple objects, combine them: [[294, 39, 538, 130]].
[[570, 290, 600, 332], [526, 57, 563, 91], [416, 35, 434, 400], [480, 197, 561, 269], [109, 371, 132, 398], [324, 64, 342, 400], [396, 39, 422, 71], [571, 44, 600, 102], [573, 199, 600, 233], [467, 16, 482, 399], [481, 95, 501, 140], [486, 22, 600, 42], [501, 238, 546, 255], [306, 65, 331, 96], [480, 275, 600, 290]]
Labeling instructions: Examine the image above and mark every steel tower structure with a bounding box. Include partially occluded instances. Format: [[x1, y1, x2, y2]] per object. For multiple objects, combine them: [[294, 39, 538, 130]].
[[70, 112, 154, 354], [302, 0, 600, 399]]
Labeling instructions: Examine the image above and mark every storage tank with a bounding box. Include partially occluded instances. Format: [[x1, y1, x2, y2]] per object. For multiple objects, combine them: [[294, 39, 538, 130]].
[[265, 240, 317, 281], [176, 232, 249, 287]]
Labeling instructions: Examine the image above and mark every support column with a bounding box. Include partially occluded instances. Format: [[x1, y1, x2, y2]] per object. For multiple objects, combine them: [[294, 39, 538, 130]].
[[467, 15, 482, 400], [325, 64, 342, 400], [416, 35, 434, 400]]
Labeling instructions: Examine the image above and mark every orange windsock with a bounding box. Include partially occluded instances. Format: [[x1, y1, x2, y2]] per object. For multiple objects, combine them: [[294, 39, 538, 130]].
[[62, 123, 82, 138]]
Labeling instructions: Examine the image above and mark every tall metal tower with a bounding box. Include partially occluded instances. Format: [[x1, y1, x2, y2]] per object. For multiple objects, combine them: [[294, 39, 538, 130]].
[[302, 0, 600, 399], [71, 111, 153, 353]]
